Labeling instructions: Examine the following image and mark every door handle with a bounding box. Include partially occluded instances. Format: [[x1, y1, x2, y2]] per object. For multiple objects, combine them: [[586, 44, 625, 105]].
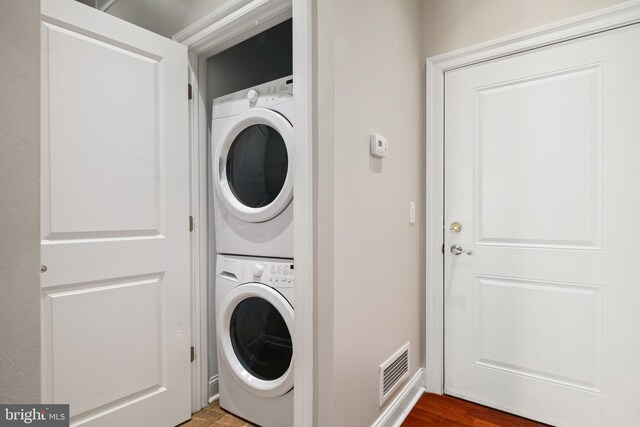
[[450, 244, 472, 256]]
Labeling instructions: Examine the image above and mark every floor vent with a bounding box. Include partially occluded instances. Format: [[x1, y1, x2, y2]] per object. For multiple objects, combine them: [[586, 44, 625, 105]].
[[379, 342, 410, 406]]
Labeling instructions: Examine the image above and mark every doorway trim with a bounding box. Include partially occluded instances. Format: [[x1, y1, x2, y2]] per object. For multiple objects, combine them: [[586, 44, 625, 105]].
[[173, 0, 314, 425], [425, 0, 640, 394]]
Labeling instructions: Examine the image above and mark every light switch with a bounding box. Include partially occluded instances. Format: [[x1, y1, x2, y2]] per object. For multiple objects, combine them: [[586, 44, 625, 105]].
[[409, 201, 416, 224]]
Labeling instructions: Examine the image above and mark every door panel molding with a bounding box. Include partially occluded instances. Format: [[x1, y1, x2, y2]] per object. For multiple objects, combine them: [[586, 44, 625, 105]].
[[425, 0, 640, 395], [472, 274, 603, 393], [473, 63, 604, 251]]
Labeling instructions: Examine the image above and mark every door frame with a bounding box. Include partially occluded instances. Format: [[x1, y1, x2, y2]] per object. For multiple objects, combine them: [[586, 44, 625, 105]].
[[424, 0, 640, 394], [173, 0, 314, 425]]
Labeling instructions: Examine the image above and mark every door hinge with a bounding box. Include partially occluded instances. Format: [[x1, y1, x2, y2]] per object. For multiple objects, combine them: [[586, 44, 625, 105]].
[[188, 83, 193, 100], [190, 346, 195, 362], [442, 244, 445, 254], [189, 216, 194, 232]]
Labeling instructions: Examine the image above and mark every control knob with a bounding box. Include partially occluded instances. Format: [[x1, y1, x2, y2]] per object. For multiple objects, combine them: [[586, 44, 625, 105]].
[[251, 263, 264, 277], [247, 89, 259, 103]]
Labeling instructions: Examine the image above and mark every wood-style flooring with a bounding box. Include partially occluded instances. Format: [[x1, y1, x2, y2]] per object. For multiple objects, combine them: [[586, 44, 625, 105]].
[[179, 401, 255, 427], [402, 393, 548, 427], [182, 393, 546, 426]]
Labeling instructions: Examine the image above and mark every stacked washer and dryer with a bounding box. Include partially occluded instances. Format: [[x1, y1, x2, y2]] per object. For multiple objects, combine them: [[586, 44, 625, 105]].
[[211, 76, 295, 427]]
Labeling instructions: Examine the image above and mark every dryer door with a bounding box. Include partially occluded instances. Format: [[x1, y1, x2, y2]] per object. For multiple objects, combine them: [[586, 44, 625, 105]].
[[214, 108, 293, 223], [218, 283, 294, 397]]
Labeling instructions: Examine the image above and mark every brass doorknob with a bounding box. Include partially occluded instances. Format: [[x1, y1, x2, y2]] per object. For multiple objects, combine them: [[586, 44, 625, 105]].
[[450, 221, 462, 233]]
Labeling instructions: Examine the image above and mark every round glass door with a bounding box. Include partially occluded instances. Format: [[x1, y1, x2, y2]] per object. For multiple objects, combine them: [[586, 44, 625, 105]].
[[230, 296, 292, 381], [219, 283, 294, 397], [214, 108, 293, 223], [226, 125, 288, 209]]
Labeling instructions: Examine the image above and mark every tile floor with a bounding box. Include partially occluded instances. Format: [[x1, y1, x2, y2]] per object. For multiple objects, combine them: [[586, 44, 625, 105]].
[[179, 401, 256, 427]]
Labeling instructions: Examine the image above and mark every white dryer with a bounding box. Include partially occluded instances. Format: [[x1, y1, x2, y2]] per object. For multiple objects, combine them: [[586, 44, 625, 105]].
[[216, 254, 294, 427], [211, 76, 293, 258]]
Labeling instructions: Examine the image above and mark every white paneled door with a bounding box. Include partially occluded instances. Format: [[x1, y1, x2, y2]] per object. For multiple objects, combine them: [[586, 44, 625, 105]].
[[444, 25, 640, 426], [40, 1, 190, 426]]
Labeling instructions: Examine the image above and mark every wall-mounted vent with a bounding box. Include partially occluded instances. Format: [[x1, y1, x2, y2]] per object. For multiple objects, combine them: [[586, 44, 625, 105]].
[[379, 342, 410, 406]]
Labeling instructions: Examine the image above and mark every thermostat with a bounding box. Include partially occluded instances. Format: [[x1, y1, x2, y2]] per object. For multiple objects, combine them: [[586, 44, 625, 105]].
[[370, 134, 388, 158]]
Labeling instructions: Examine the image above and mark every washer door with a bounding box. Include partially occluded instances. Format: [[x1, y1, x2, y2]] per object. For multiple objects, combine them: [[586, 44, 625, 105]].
[[214, 108, 293, 223], [218, 283, 294, 397]]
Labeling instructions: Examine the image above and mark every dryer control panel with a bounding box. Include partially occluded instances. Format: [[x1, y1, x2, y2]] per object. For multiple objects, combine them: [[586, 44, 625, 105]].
[[249, 260, 294, 289], [212, 75, 293, 119], [255, 78, 293, 104]]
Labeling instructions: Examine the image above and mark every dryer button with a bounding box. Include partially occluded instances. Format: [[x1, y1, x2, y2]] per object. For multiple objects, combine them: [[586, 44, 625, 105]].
[[247, 89, 259, 103]]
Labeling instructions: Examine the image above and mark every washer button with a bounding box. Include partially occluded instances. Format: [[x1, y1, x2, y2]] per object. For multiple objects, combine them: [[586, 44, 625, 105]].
[[251, 263, 264, 277]]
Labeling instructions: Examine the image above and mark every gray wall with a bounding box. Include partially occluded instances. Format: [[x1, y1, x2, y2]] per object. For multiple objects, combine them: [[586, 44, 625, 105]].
[[0, 0, 41, 404], [423, 0, 629, 57], [206, 18, 292, 398], [315, 0, 424, 425]]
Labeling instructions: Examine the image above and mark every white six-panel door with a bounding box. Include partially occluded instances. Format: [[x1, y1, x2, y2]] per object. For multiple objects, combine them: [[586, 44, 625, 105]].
[[40, 1, 190, 425], [444, 25, 640, 426]]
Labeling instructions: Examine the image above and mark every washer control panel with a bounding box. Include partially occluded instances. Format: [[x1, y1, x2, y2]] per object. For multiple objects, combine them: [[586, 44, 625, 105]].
[[250, 261, 294, 288]]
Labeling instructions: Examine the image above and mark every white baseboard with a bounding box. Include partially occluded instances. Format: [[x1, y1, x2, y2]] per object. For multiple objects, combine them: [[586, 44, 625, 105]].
[[371, 368, 426, 427], [208, 375, 219, 404]]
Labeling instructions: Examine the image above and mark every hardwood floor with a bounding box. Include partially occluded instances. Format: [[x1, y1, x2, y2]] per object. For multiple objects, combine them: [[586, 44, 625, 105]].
[[183, 393, 545, 426], [179, 401, 256, 427], [402, 393, 548, 427]]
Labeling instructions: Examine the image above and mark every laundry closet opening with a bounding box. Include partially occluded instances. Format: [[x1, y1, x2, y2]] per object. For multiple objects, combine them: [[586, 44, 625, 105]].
[[205, 17, 294, 426], [206, 19, 292, 103]]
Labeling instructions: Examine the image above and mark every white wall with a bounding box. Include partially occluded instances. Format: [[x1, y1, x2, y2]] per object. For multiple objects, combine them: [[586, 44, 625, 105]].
[[423, 0, 630, 57], [107, 0, 230, 38], [0, 0, 41, 404], [315, 0, 424, 425]]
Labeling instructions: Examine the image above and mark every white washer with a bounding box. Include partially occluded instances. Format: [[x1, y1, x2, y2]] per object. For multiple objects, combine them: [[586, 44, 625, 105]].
[[212, 76, 293, 258], [216, 254, 294, 427]]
